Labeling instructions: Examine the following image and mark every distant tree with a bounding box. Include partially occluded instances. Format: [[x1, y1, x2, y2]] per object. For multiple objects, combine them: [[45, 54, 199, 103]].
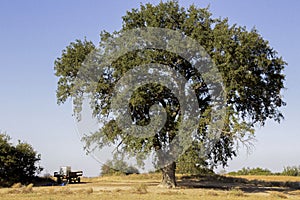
[[282, 166, 300, 176], [100, 159, 139, 176], [228, 167, 272, 176], [100, 160, 116, 176], [0, 133, 43, 186], [54, 1, 286, 188]]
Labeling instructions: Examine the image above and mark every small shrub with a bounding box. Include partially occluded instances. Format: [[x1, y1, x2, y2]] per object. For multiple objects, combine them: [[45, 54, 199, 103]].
[[86, 187, 93, 194], [132, 183, 148, 194], [23, 183, 34, 193], [11, 183, 22, 188], [228, 188, 246, 197]]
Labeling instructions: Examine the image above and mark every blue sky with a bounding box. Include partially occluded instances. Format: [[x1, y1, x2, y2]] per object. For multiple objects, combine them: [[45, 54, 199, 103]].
[[0, 0, 299, 176]]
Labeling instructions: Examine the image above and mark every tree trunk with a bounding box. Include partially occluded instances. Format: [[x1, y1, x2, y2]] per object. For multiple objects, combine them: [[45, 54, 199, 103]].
[[158, 162, 177, 188]]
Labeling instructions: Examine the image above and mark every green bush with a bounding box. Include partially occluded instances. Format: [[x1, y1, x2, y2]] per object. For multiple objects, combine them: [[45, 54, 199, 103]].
[[228, 166, 300, 177], [282, 166, 300, 176], [228, 167, 272, 176], [0, 133, 43, 187], [100, 159, 139, 176]]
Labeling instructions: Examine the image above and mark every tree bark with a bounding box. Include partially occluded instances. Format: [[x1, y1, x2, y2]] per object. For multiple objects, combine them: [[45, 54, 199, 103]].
[[158, 162, 177, 188]]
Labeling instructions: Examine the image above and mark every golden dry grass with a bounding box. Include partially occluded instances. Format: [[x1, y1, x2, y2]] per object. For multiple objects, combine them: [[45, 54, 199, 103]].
[[0, 174, 300, 200]]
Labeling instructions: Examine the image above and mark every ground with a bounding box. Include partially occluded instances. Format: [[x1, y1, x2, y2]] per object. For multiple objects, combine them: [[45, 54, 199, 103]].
[[1, 173, 300, 200]]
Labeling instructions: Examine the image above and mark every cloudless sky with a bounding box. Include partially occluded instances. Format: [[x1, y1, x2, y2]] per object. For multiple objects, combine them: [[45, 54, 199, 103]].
[[0, 0, 299, 176]]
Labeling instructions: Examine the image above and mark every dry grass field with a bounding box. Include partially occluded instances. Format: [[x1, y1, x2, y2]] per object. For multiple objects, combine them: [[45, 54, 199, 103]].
[[1, 173, 300, 200]]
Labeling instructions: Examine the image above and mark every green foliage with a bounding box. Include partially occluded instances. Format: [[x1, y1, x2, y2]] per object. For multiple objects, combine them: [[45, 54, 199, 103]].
[[54, 1, 286, 176], [0, 133, 43, 187], [228, 166, 300, 176], [54, 39, 95, 105], [281, 166, 300, 176], [228, 167, 272, 176], [100, 159, 139, 176], [176, 161, 214, 175], [176, 147, 214, 175]]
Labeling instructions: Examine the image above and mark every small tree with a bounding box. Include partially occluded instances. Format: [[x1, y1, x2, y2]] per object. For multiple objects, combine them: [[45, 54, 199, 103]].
[[0, 133, 43, 186]]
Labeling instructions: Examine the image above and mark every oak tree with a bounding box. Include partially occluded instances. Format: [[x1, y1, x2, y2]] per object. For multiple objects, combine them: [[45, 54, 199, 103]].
[[54, 1, 286, 188]]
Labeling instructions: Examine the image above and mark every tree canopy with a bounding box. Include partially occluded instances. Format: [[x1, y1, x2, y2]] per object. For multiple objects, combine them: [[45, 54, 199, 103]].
[[0, 133, 43, 187], [54, 1, 286, 187]]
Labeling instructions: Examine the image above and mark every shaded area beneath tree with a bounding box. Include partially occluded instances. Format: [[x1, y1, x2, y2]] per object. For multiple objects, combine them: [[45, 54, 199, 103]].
[[178, 174, 300, 193]]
